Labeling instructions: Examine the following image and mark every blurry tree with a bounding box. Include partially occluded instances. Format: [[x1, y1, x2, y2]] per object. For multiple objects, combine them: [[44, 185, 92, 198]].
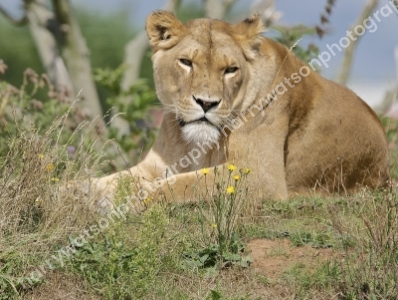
[[378, 1, 398, 118], [0, 8, 132, 99], [51, 0, 102, 117], [336, 0, 398, 119], [26, 0, 75, 101], [338, 0, 380, 85], [0, 0, 102, 120], [379, 46, 398, 118], [249, 0, 281, 26], [115, 0, 182, 136], [204, 0, 236, 19], [388, 47, 398, 116], [0, 17, 43, 86]]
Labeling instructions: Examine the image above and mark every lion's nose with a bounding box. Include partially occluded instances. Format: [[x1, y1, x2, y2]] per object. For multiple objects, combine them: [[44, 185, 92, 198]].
[[194, 96, 221, 113]]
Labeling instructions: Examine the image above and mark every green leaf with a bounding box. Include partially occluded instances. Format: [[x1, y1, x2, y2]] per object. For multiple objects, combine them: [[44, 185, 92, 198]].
[[209, 289, 222, 300], [222, 252, 241, 261], [199, 253, 209, 263]]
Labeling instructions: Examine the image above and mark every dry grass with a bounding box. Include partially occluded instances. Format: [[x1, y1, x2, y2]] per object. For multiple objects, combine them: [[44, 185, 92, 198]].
[[0, 114, 105, 298], [332, 188, 398, 299], [24, 271, 102, 300]]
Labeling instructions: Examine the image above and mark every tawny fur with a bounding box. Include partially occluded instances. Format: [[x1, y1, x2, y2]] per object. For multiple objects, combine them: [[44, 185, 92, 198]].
[[94, 11, 390, 206]]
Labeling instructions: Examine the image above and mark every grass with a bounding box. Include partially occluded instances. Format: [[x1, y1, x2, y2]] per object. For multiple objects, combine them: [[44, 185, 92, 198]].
[[1, 112, 398, 299], [4, 188, 398, 299], [0, 114, 106, 298]]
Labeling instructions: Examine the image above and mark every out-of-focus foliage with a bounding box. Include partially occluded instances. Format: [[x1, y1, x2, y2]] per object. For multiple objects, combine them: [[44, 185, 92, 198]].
[[271, 25, 320, 63], [380, 116, 398, 180], [0, 66, 90, 159], [0, 62, 159, 172], [94, 66, 158, 160], [0, 20, 43, 88], [0, 9, 134, 107]]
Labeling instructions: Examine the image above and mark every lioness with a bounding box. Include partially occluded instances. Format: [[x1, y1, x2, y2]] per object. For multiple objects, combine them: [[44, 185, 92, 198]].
[[94, 11, 389, 208]]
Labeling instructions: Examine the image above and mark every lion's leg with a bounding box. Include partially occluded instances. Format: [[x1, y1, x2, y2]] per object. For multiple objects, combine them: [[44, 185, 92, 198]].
[[224, 115, 290, 201], [155, 161, 288, 205], [156, 169, 214, 203], [89, 147, 169, 210]]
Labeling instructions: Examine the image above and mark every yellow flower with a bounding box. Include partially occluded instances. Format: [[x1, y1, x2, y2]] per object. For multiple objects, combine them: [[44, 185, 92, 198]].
[[143, 197, 152, 205], [226, 186, 235, 195], [46, 163, 55, 172], [233, 174, 241, 181], [201, 168, 209, 175], [227, 164, 237, 172], [38, 153, 44, 159], [241, 167, 251, 174], [35, 197, 42, 207], [51, 177, 59, 182], [210, 223, 217, 229]]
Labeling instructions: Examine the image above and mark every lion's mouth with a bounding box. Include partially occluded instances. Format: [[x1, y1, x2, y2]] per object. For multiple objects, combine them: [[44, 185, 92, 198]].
[[178, 117, 213, 127]]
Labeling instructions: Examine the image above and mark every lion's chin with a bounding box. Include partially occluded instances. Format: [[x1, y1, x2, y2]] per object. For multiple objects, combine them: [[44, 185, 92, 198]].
[[181, 122, 220, 146]]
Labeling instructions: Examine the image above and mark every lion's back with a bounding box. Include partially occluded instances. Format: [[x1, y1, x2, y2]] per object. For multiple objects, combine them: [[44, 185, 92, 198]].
[[285, 77, 390, 193]]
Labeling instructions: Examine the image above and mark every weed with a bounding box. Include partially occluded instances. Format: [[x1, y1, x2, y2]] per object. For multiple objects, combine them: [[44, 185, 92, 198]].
[[66, 204, 169, 299], [333, 190, 398, 299], [0, 67, 106, 299], [94, 66, 158, 162], [282, 261, 341, 298], [180, 165, 253, 275]]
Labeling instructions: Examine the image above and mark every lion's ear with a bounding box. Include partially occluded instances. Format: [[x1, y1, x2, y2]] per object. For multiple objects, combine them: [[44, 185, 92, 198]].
[[146, 10, 185, 51], [232, 14, 265, 60]]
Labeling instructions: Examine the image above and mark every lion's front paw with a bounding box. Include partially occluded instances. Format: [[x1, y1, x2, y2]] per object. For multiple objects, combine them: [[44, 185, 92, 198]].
[[96, 193, 115, 214], [59, 177, 116, 213], [89, 177, 118, 213]]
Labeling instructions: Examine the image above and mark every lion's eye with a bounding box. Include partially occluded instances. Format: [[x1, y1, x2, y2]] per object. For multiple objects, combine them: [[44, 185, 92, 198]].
[[179, 59, 193, 67], [225, 67, 239, 74]]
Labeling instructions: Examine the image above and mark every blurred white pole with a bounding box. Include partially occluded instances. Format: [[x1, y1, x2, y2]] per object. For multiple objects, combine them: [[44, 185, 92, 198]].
[[114, 0, 182, 135], [382, 46, 398, 118], [338, 0, 380, 85], [395, 46, 398, 81], [250, 0, 281, 27], [204, 0, 236, 19]]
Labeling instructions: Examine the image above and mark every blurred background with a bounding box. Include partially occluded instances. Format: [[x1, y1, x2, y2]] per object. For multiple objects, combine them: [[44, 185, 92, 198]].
[[0, 0, 397, 169], [1, 0, 397, 104]]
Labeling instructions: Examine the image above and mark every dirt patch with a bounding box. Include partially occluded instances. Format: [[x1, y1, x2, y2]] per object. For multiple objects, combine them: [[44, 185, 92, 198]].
[[248, 239, 337, 279], [24, 271, 102, 300]]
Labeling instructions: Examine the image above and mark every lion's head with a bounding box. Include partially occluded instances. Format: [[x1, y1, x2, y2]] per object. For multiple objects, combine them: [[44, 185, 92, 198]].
[[146, 11, 274, 145]]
